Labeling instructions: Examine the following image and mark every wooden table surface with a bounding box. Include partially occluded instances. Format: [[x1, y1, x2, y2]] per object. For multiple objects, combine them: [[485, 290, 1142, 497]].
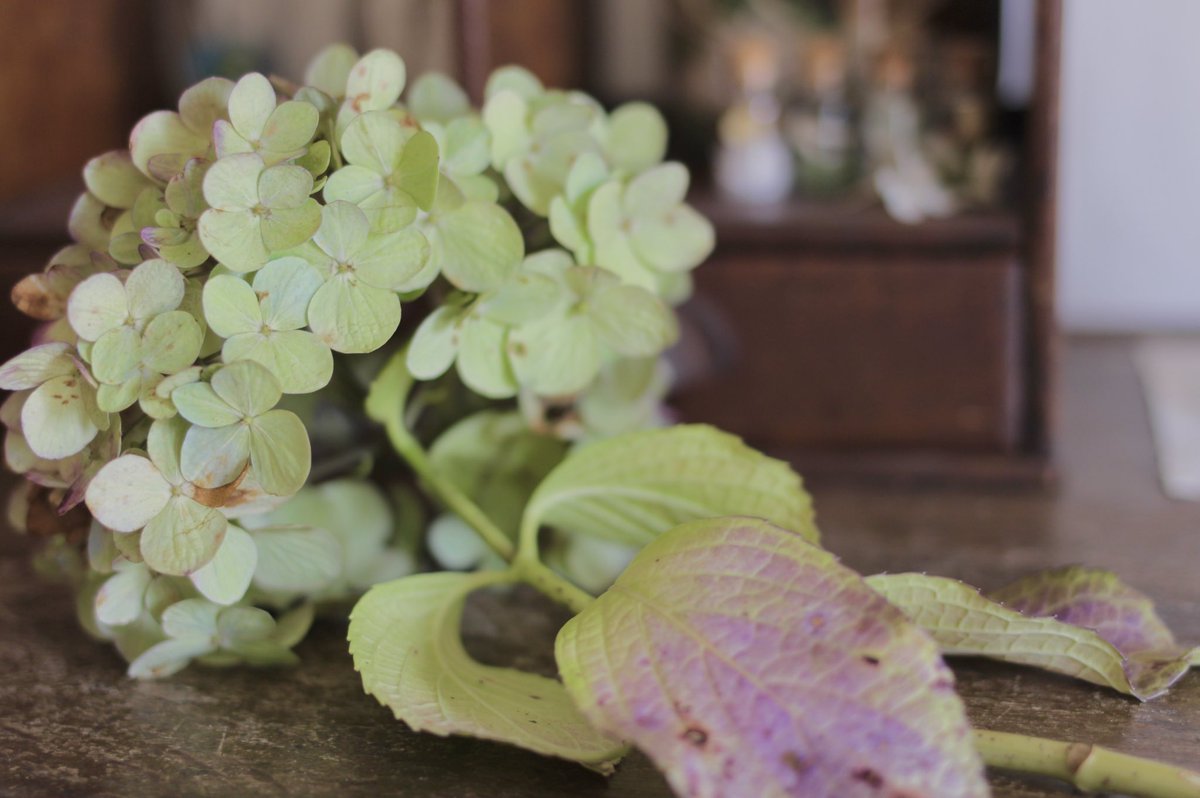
[[2, 336, 1198, 797]]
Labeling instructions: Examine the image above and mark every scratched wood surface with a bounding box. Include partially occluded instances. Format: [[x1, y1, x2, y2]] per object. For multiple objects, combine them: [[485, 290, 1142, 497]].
[[1, 337, 1198, 797]]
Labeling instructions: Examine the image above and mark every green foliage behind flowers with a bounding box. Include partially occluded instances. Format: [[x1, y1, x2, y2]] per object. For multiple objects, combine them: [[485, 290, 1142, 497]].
[[0, 45, 712, 680]]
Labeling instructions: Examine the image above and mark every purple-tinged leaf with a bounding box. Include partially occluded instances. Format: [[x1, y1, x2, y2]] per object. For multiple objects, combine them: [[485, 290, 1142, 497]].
[[869, 569, 1198, 701], [556, 517, 988, 798], [989, 566, 1198, 697]]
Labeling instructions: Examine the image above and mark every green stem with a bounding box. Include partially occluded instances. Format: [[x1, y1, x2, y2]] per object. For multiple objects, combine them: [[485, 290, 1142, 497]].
[[383, 416, 515, 562], [514, 555, 596, 615], [975, 729, 1200, 797]]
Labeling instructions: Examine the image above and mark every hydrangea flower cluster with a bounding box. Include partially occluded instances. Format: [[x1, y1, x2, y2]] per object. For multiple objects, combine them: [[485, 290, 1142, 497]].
[[1, 45, 713, 678]]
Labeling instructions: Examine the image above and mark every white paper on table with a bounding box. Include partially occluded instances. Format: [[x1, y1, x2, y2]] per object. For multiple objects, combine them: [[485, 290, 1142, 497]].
[[1135, 337, 1200, 500]]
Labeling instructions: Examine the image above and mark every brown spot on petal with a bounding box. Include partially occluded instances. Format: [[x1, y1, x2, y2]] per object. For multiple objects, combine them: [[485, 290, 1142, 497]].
[[187, 463, 250, 508], [682, 727, 708, 748], [782, 751, 810, 775], [852, 768, 884, 789]]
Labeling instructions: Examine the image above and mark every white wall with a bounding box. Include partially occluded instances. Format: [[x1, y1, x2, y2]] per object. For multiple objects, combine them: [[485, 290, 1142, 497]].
[[1058, 0, 1200, 331]]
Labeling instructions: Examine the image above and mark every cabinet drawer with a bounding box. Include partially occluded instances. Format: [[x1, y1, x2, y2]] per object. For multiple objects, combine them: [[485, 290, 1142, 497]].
[[673, 252, 1024, 451]]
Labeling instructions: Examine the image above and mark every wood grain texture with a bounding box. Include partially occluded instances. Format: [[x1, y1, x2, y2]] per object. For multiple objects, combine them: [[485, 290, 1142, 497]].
[[1, 337, 1198, 796]]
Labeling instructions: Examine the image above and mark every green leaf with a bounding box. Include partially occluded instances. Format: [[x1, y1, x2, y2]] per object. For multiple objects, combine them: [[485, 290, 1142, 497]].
[[523, 425, 816, 548], [189, 523, 257, 605], [85, 454, 172, 532], [868, 571, 1199, 701], [427, 201, 523, 292], [429, 410, 566, 535], [250, 524, 342, 594], [349, 571, 625, 768], [556, 517, 988, 798], [248, 409, 311, 495], [140, 496, 227, 576]]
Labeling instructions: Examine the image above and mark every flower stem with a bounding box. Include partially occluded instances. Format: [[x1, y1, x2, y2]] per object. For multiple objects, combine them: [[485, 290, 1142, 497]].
[[974, 729, 1200, 797], [514, 555, 596, 615], [383, 415, 515, 562]]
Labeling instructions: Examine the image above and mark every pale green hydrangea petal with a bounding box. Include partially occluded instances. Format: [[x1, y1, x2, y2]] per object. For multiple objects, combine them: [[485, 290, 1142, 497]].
[[622, 162, 688, 218], [407, 304, 462, 380], [409, 72, 470, 123], [482, 90, 530, 168], [340, 111, 407, 174], [313, 200, 370, 262], [0, 343, 75, 390], [602, 102, 668, 173], [22, 375, 100, 459], [147, 416, 187, 485], [203, 152, 264, 210], [630, 204, 715, 273], [479, 272, 562, 325], [395, 130, 440, 211], [202, 274, 262, 337], [84, 150, 153, 209], [485, 65, 543, 101], [427, 201, 523, 292], [213, 359, 282, 418], [189, 524, 257, 605], [141, 496, 227, 575], [85, 454, 172, 532], [130, 110, 209, 178], [223, 330, 333, 395], [345, 49, 406, 113], [260, 202, 322, 252], [172, 382, 243, 428], [127, 636, 215, 679], [457, 317, 517, 399], [162, 597, 221, 638], [248, 409, 311, 495], [253, 257, 324, 331], [322, 164, 385, 206], [141, 310, 204, 374], [96, 379, 141, 414], [306, 277, 400, 354], [198, 210, 269, 273], [250, 525, 342, 594], [125, 258, 186, 320], [585, 281, 678, 358], [509, 314, 601, 397], [95, 563, 152, 626], [258, 163, 314, 208], [228, 72, 277, 142], [354, 227, 429, 290], [91, 326, 142, 384], [178, 76, 234, 136], [67, 273, 128, 341], [305, 43, 358, 99], [262, 100, 320, 152], [218, 605, 277, 646], [181, 423, 252, 489]]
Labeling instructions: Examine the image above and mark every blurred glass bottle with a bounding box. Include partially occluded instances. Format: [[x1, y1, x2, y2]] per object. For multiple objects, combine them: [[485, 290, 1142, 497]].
[[784, 34, 860, 198], [714, 31, 794, 205]]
